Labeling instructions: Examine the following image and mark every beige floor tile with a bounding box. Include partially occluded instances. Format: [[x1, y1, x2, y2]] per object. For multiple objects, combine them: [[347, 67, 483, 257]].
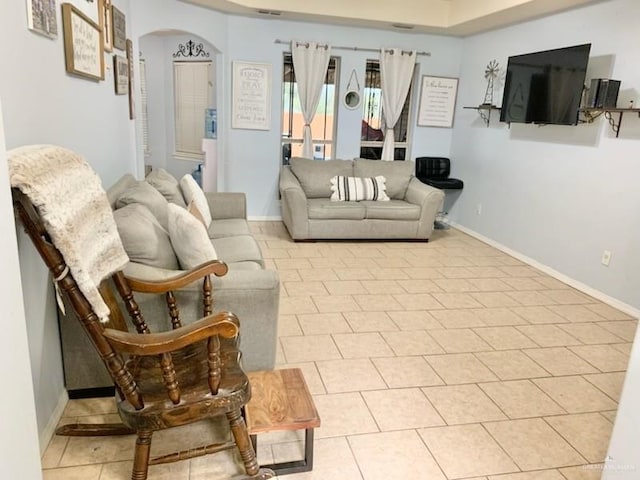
[[284, 281, 329, 296], [439, 256, 474, 267], [485, 418, 585, 470], [523, 348, 598, 376], [597, 320, 638, 341], [41, 434, 69, 469], [332, 332, 394, 358], [369, 267, 411, 280], [534, 376, 618, 413], [582, 372, 626, 401], [488, 470, 566, 480], [507, 290, 556, 306], [419, 424, 518, 478], [43, 465, 102, 480], [334, 267, 375, 280], [316, 358, 386, 393], [534, 276, 573, 290], [278, 314, 303, 336], [437, 267, 475, 279], [382, 330, 444, 356], [517, 325, 581, 347], [569, 344, 631, 372], [322, 280, 368, 295], [349, 430, 446, 480], [499, 265, 540, 277], [544, 290, 593, 305], [274, 437, 363, 479], [62, 397, 117, 417], [313, 393, 378, 438], [388, 310, 443, 330], [548, 305, 606, 323], [189, 449, 246, 479], [373, 256, 412, 268], [585, 303, 634, 320], [279, 296, 318, 315], [307, 257, 348, 269], [297, 268, 339, 281], [558, 323, 624, 344], [430, 309, 486, 328], [475, 308, 528, 326], [363, 388, 445, 430], [99, 459, 190, 479], [467, 266, 509, 278], [611, 342, 633, 355], [467, 256, 505, 267], [432, 278, 475, 292], [59, 434, 135, 466], [471, 292, 521, 308], [479, 380, 565, 418], [545, 413, 613, 463], [467, 278, 514, 292], [600, 410, 617, 422], [359, 280, 406, 294], [511, 306, 567, 324], [558, 465, 604, 480], [275, 258, 314, 270], [430, 328, 493, 353], [500, 277, 547, 291], [312, 295, 361, 313], [372, 356, 444, 388], [423, 384, 507, 425], [476, 350, 551, 380], [474, 326, 538, 350], [280, 335, 341, 363], [353, 294, 404, 311], [297, 313, 351, 335], [432, 292, 485, 309], [393, 292, 445, 310], [403, 267, 445, 279], [397, 279, 444, 293], [343, 311, 398, 332], [425, 353, 498, 384]]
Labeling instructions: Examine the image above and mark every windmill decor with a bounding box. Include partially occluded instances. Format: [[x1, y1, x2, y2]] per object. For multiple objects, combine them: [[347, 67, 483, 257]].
[[483, 60, 500, 106]]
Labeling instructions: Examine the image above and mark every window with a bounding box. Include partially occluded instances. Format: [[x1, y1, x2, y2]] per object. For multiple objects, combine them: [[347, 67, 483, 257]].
[[360, 60, 413, 160], [281, 54, 338, 165], [173, 61, 212, 158], [139, 59, 149, 156]]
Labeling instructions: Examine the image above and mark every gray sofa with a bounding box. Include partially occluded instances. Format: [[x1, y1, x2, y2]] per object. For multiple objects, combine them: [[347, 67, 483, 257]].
[[280, 157, 445, 240], [58, 171, 279, 393]]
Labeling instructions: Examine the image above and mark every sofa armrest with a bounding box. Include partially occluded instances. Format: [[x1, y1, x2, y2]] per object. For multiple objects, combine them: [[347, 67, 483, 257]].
[[405, 177, 445, 239], [205, 192, 247, 220], [279, 167, 309, 239]]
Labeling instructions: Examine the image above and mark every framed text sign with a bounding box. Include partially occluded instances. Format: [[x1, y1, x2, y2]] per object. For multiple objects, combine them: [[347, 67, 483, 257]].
[[61, 3, 104, 81], [232, 61, 271, 130], [417, 75, 459, 128]]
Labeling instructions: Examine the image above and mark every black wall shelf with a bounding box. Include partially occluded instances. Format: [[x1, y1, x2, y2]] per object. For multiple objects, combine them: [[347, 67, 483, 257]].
[[579, 107, 640, 137], [463, 104, 502, 127]]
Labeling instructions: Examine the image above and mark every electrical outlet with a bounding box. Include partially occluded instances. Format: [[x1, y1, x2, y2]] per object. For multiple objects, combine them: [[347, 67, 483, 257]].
[[476, 204, 482, 215], [601, 250, 612, 266]]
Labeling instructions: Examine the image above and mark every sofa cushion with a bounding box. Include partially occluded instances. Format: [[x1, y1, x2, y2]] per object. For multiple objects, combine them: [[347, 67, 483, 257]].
[[361, 200, 421, 221], [330, 175, 390, 202], [207, 218, 252, 238], [167, 203, 218, 269], [290, 157, 353, 198], [353, 159, 415, 199], [113, 203, 179, 270], [187, 201, 207, 227], [211, 235, 264, 267], [308, 198, 366, 220], [115, 181, 170, 230], [180, 174, 212, 227], [146, 168, 187, 207], [107, 174, 137, 209]]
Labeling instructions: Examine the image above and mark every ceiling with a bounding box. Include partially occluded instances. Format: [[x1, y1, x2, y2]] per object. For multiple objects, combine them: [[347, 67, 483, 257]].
[[179, 0, 607, 36]]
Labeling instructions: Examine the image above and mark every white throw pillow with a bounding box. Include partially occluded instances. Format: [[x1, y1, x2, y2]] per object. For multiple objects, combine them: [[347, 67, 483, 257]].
[[167, 203, 217, 270], [179, 174, 212, 227], [330, 175, 390, 202]]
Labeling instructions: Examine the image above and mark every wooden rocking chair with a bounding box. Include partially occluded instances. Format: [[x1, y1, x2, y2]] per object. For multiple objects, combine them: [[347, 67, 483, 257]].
[[10, 148, 273, 480]]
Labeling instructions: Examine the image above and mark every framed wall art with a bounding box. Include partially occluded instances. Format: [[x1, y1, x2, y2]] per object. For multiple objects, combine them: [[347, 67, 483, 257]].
[[111, 5, 126, 51], [417, 75, 459, 128], [113, 55, 128, 94], [26, 0, 58, 38], [126, 39, 135, 119], [61, 3, 104, 81], [98, 0, 113, 52], [232, 61, 271, 130]]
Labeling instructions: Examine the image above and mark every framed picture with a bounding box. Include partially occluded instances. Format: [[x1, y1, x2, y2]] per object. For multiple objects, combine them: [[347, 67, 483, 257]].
[[113, 55, 128, 94], [98, 0, 112, 52], [126, 39, 135, 119], [111, 5, 126, 51], [205, 109, 217, 139], [26, 0, 58, 38], [232, 61, 271, 130], [417, 75, 459, 128], [61, 3, 104, 81]]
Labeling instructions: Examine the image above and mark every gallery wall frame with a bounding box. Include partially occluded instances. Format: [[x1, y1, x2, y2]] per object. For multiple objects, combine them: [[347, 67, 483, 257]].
[[417, 75, 459, 128], [111, 5, 126, 51], [113, 55, 128, 94], [98, 0, 113, 52], [27, 0, 58, 38], [61, 3, 104, 81], [126, 38, 135, 119], [232, 61, 271, 130]]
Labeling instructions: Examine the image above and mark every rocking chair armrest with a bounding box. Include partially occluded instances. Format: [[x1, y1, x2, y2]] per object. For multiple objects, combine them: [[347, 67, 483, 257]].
[[102, 311, 240, 356], [124, 260, 229, 293]]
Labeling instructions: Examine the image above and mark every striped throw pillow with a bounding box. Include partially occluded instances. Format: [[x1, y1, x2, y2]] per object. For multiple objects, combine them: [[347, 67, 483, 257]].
[[330, 175, 390, 202]]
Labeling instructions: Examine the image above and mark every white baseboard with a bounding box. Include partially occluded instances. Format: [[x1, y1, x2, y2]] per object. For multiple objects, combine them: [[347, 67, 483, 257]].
[[247, 216, 282, 221], [452, 222, 640, 319], [40, 389, 68, 455]]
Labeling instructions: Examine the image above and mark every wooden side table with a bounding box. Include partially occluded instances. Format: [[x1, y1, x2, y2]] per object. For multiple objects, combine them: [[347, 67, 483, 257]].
[[245, 368, 321, 475]]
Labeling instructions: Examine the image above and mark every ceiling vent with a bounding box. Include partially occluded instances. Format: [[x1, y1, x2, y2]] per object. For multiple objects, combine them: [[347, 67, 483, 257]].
[[257, 9, 282, 16], [391, 23, 414, 30]]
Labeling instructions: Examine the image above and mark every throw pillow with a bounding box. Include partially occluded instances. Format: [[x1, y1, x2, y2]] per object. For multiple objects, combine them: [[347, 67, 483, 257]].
[[113, 203, 179, 270], [167, 203, 217, 270], [179, 174, 212, 227], [146, 168, 187, 207], [187, 201, 207, 227], [330, 175, 390, 202], [115, 181, 170, 230]]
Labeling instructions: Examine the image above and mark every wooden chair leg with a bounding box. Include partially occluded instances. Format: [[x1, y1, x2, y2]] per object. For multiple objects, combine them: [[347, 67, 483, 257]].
[[226, 409, 260, 477], [131, 431, 153, 480]]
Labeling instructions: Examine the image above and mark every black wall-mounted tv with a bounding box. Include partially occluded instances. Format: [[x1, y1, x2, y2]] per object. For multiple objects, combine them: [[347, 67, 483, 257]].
[[500, 43, 591, 125]]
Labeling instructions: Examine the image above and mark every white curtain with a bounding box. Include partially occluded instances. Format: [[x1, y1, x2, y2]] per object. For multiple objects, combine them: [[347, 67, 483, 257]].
[[292, 41, 331, 159], [379, 48, 416, 161]]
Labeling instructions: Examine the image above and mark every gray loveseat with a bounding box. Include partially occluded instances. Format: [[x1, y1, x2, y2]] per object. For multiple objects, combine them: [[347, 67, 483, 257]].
[[58, 171, 279, 393], [280, 157, 444, 240]]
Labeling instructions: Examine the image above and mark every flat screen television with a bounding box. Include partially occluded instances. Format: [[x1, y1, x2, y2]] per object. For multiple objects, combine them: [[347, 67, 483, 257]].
[[500, 43, 591, 125]]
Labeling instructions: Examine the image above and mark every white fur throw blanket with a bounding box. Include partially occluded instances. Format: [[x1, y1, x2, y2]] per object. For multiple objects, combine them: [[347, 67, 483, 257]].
[[8, 145, 129, 322]]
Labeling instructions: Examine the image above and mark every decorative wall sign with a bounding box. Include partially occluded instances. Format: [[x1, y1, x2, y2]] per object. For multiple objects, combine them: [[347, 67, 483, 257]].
[[173, 40, 210, 58], [61, 3, 104, 81], [205, 109, 217, 139], [232, 61, 271, 130], [126, 38, 135, 119], [27, 0, 58, 38], [98, 0, 112, 52], [417, 75, 459, 128], [111, 5, 126, 50], [113, 55, 128, 94]]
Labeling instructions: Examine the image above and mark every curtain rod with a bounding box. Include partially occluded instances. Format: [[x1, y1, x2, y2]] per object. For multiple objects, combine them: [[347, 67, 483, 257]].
[[274, 39, 431, 57]]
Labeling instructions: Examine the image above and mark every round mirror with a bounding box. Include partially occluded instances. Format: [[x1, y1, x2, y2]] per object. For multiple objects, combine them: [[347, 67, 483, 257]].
[[344, 90, 361, 109]]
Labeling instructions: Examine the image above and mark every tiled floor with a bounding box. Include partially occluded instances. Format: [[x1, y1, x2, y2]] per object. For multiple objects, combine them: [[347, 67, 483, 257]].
[[41, 222, 637, 480]]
